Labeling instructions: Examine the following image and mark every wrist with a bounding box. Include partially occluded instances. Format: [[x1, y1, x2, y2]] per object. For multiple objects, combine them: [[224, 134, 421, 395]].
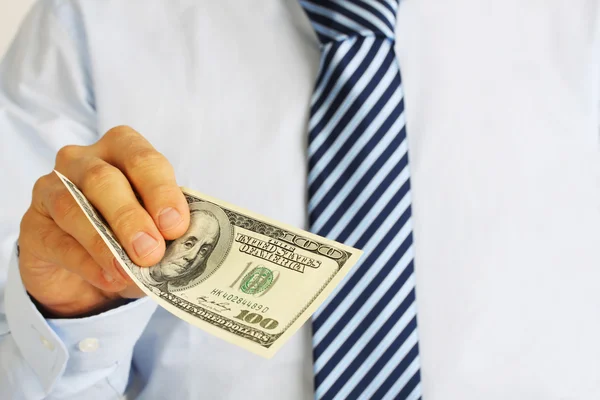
[[28, 292, 134, 319]]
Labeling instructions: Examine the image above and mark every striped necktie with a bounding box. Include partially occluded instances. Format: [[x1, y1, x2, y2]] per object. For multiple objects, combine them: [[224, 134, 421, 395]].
[[300, 1, 422, 399]]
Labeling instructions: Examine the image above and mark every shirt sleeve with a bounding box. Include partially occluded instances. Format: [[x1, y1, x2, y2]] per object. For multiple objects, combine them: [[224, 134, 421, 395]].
[[2, 245, 158, 399], [0, 1, 157, 398]]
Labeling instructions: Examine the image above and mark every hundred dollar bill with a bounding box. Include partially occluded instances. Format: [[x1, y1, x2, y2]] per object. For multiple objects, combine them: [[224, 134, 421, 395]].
[[54, 170, 363, 358]]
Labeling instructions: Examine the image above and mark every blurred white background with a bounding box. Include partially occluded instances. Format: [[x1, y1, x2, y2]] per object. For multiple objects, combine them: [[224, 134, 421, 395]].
[[0, 0, 35, 58]]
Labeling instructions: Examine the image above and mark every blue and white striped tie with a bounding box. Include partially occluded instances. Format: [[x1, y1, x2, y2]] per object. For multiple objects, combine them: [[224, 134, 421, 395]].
[[300, 1, 422, 399]]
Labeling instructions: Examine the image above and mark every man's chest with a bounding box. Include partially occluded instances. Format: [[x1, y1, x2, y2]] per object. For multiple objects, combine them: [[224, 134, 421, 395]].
[[84, 0, 600, 185]]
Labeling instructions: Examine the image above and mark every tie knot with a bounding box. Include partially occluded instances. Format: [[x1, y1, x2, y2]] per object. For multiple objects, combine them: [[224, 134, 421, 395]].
[[300, 0, 398, 44]]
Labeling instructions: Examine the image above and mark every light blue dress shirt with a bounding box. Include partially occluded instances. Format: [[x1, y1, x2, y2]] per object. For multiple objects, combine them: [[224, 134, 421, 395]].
[[2, 1, 600, 399]]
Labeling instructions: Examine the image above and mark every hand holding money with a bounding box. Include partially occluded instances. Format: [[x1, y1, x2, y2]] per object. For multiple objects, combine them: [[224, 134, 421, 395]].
[[17, 126, 190, 317], [55, 169, 362, 357], [18, 125, 363, 357]]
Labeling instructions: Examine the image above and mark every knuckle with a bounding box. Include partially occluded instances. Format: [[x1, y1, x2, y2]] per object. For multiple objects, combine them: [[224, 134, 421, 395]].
[[127, 149, 166, 171], [112, 203, 144, 233], [32, 174, 51, 200], [83, 162, 118, 191], [103, 125, 136, 142], [32, 173, 59, 215], [47, 187, 78, 221], [56, 145, 83, 166]]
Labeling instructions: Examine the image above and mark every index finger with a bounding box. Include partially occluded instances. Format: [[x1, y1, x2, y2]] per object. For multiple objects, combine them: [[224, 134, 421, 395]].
[[96, 126, 191, 240]]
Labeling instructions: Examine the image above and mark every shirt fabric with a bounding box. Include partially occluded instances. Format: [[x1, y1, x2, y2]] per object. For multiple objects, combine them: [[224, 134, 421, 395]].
[[0, 1, 599, 399]]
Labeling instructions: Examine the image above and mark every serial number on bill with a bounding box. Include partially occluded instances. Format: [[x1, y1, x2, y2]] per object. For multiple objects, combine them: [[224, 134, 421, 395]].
[[210, 289, 269, 313]]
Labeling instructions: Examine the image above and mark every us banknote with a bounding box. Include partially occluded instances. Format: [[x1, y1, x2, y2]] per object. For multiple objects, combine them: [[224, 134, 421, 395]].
[[54, 170, 363, 358]]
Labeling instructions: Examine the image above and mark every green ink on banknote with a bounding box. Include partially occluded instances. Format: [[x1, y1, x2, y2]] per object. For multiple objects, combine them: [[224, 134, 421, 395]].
[[240, 266, 274, 295]]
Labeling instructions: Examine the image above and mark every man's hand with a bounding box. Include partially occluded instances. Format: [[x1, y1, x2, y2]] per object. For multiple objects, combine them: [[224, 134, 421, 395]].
[[18, 126, 191, 318]]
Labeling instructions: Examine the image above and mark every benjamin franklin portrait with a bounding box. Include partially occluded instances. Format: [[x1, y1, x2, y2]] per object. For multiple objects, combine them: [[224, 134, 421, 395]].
[[133, 200, 232, 292]]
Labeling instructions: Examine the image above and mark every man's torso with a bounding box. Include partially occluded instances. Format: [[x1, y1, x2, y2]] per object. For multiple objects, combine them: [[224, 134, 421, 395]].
[[66, 0, 600, 398]]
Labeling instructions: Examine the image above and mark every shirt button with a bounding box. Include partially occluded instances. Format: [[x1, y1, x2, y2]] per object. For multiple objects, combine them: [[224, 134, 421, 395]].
[[40, 336, 55, 351], [78, 338, 100, 353]]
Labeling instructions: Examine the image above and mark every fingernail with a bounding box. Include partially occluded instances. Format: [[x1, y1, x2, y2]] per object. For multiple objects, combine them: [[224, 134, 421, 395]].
[[103, 269, 115, 283], [113, 258, 131, 282], [132, 232, 159, 258], [158, 207, 183, 231]]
